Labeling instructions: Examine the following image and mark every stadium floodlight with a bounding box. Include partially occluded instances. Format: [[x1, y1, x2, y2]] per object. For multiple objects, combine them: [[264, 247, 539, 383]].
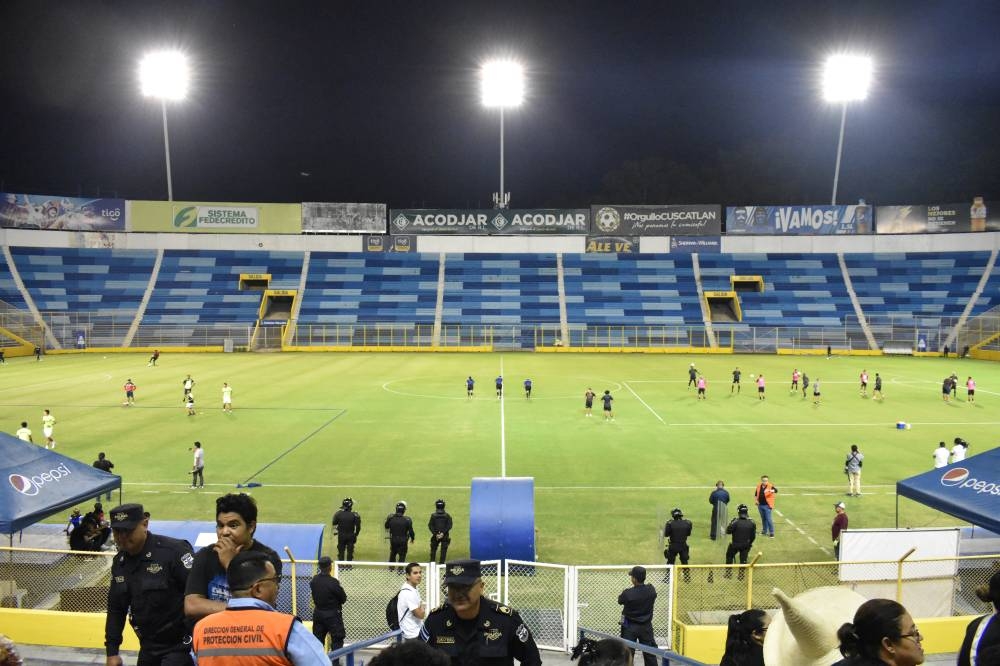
[[480, 59, 524, 209], [822, 54, 873, 205], [139, 51, 190, 201]]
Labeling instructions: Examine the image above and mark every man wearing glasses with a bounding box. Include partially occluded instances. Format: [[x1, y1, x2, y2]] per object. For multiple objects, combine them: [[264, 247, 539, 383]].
[[191, 551, 328, 664]]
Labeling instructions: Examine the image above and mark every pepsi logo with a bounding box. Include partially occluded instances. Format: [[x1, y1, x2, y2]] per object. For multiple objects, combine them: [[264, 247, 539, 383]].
[[9, 474, 38, 496], [940, 468, 969, 486]]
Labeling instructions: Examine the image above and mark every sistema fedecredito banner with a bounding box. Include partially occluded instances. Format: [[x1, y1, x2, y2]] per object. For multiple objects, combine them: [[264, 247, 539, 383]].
[[726, 205, 873, 235], [590, 204, 722, 236], [388, 209, 589, 235]]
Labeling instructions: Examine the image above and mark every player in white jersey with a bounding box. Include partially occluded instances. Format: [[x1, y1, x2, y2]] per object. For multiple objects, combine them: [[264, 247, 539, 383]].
[[222, 383, 233, 413], [42, 409, 57, 449]]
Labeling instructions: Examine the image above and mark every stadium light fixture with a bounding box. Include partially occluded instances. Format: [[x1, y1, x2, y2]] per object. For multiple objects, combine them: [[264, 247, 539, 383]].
[[822, 54, 873, 205], [139, 51, 190, 201], [480, 59, 525, 209]]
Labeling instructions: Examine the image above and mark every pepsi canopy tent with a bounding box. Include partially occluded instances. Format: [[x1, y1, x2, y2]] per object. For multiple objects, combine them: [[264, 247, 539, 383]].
[[0, 432, 121, 534], [896, 447, 1000, 535]]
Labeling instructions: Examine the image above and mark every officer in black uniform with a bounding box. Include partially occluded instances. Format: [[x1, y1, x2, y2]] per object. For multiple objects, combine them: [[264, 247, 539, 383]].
[[385, 501, 415, 563], [428, 498, 453, 564], [617, 565, 658, 666], [332, 497, 362, 561], [310, 555, 347, 665], [422, 559, 541, 666], [725, 504, 757, 579], [663, 507, 693, 581], [105, 503, 195, 666]]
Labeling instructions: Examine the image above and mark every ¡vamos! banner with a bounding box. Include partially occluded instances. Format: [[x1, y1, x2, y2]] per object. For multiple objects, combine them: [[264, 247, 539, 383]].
[[389, 209, 589, 235], [726, 205, 873, 235], [590, 204, 722, 236]]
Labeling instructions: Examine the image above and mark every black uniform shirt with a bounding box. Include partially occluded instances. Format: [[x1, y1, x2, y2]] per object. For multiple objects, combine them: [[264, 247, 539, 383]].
[[385, 514, 415, 543], [333, 509, 362, 539], [727, 517, 757, 548], [618, 584, 656, 624], [105, 532, 194, 656], [664, 519, 693, 545], [429, 510, 453, 537], [422, 600, 542, 666], [310, 572, 347, 611]]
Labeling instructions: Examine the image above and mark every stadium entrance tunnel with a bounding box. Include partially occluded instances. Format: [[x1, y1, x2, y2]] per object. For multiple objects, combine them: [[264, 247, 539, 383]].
[[704, 290, 741, 322]]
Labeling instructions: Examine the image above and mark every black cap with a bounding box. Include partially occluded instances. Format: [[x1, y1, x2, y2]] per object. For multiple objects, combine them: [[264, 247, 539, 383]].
[[109, 504, 145, 530], [318, 556, 333, 567], [395, 501, 406, 513], [629, 565, 646, 582], [444, 559, 481, 585]]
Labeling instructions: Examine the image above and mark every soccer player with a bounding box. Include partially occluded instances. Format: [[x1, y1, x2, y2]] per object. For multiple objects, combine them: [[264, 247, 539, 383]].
[[731, 367, 741, 394], [859, 369, 869, 397], [697, 375, 707, 400], [186, 393, 196, 416], [966, 376, 976, 403], [495, 375, 503, 399], [756, 374, 765, 400], [524, 378, 532, 399], [790, 368, 800, 392], [182, 374, 195, 400], [872, 372, 884, 401], [16, 421, 33, 443], [147, 349, 159, 366], [688, 363, 698, 389], [222, 383, 233, 413], [123, 378, 137, 406], [466, 376, 475, 398], [813, 378, 822, 405], [602, 390, 614, 420], [584, 388, 596, 416], [41, 409, 56, 449]]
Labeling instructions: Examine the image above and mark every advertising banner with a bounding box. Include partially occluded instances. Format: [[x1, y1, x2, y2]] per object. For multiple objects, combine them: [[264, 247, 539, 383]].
[[129, 201, 301, 234], [669, 236, 722, 253], [590, 204, 722, 236], [364, 234, 416, 252], [302, 202, 386, 233], [876, 199, 1000, 234], [389, 209, 589, 235], [585, 236, 640, 253], [726, 205, 872, 235], [0, 193, 126, 231]]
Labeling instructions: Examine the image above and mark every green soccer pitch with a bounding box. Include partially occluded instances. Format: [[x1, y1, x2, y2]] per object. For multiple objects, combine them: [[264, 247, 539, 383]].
[[2, 351, 995, 565]]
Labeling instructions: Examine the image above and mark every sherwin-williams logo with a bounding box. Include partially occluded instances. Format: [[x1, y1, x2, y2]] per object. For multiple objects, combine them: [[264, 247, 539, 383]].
[[940, 467, 1000, 495], [9, 463, 73, 496], [940, 468, 969, 486], [174, 206, 198, 228]]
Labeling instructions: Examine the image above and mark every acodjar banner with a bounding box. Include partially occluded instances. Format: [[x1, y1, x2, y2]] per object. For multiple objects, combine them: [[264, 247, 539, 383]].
[[389, 209, 588, 235], [590, 204, 721, 236], [726, 205, 872, 235]]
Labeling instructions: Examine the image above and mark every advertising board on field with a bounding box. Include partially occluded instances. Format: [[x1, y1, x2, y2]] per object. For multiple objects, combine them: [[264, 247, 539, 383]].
[[129, 200, 302, 234], [726, 205, 872, 235], [0, 192, 126, 231], [302, 202, 386, 233], [389, 209, 589, 235], [876, 198, 1000, 234], [590, 204, 722, 236]]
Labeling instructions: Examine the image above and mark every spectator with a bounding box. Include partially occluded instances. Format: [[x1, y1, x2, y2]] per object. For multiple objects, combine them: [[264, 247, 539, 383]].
[[753, 475, 777, 538], [397, 562, 427, 640], [845, 445, 863, 497], [0, 634, 22, 666], [952, 438, 969, 463], [369, 640, 450, 666], [833, 598, 925, 665], [832, 502, 849, 560], [63, 508, 82, 539], [191, 551, 328, 664], [310, 556, 346, 664], [617, 566, 657, 666], [933, 442, 950, 468], [720, 609, 769, 666], [92, 453, 114, 501], [958, 570, 1000, 666]]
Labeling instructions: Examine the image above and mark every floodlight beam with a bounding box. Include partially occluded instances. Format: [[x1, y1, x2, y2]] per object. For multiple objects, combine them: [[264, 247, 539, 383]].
[[139, 50, 189, 201]]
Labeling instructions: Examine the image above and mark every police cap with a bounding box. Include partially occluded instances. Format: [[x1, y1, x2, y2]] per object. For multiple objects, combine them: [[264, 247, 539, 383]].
[[109, 503, 145, 530], [444, 559, 481, 585], [396, 501, 406, 513], [342, 497, 353, 509]]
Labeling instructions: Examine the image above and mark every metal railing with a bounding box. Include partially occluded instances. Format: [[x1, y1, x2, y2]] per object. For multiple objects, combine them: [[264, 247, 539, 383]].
[[577, 627, 707, 666]]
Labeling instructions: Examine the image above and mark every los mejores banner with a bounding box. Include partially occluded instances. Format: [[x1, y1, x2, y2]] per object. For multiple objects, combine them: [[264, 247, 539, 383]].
[[876, 199, 1000, 234]]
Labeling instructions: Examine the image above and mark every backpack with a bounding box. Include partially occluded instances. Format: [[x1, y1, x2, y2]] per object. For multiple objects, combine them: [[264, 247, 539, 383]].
[[386, 592, 409, 630]]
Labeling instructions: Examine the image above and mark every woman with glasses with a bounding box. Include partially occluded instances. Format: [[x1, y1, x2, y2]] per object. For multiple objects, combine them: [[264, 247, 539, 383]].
[[959, 570, 1000, 666], [720, 608, 769, 666], [833, 598, 924, 665]]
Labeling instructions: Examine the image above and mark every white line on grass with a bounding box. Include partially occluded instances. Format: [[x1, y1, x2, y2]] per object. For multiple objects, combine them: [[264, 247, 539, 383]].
[[125, 481, 904, 492], [776, 509, 832, 555], [500, 356, 506, 478], [667, 421, 1000, 427], [623, 381, 665, 424]]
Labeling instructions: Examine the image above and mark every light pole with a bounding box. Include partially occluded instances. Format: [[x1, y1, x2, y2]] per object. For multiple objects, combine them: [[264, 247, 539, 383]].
[[139, 51, 189, 202], [822, 54, 872, 205], [481, 60, 524, 209]]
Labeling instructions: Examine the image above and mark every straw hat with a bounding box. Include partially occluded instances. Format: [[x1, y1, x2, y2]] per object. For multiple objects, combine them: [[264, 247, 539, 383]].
[[763, 586, 868, 666]]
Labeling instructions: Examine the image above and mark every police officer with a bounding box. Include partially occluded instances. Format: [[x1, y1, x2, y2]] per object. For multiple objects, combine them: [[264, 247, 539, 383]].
[[332, 497, 361, 561], [725, 504, 757, 579], [617, 566, 658, 666], [663, 507, 693, 581], [422, 559, 541, 665], [105, 503, 195, 666], [428, 499, 453, 564], [310, 555, 347, 665], [385, 501, 415, 563]]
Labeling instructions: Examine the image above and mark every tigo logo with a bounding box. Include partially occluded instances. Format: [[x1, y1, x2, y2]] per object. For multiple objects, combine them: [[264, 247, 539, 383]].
[[940, 468, 970, 486], [9, 474, 37, 496]]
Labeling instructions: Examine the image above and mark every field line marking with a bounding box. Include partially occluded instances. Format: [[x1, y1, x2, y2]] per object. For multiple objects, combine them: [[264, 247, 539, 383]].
[[623, 381, 665, 424], [500, 356, 506, 478], [667, 421, 1000, 427], [776, 509, 832, 555], [241, 409, 347, 485]]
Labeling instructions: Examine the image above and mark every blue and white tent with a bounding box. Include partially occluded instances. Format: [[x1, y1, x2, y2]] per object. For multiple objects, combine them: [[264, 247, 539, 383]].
[[896, 446, 1000, 534], [0, 432, 121, 535]]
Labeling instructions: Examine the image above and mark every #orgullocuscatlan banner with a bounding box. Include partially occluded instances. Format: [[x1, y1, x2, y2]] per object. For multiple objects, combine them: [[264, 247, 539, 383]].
[[590, 204, 722, 236]]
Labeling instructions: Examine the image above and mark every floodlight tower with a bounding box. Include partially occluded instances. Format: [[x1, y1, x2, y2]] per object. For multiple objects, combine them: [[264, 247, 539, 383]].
[[139, 51, 190, 201], [822, 54, 873, 205], [481, 60, 524, 209]]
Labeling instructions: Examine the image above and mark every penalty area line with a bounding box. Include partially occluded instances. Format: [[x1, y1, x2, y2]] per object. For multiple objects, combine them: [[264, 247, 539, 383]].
[[241, 409, 348, 486], [623, 381, 665, 424]]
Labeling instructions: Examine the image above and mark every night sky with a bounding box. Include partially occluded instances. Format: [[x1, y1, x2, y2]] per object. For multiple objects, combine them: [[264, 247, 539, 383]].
[[2, 1, 999, 208]]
